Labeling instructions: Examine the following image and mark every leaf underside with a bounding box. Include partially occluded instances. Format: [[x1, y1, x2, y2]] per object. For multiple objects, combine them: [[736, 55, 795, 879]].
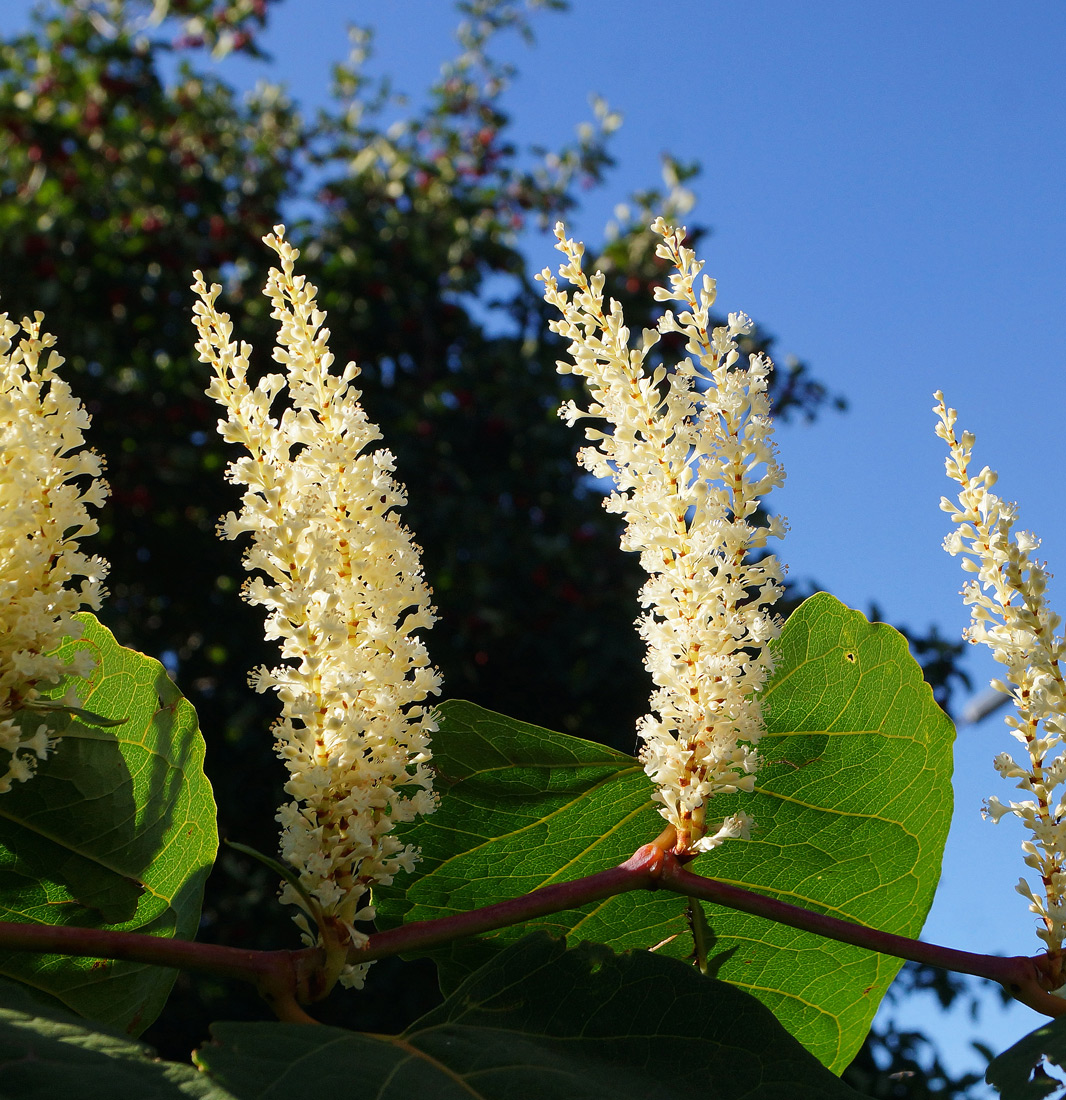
[[197, 934, 868, 1100], [0, 976, 231, 1100]]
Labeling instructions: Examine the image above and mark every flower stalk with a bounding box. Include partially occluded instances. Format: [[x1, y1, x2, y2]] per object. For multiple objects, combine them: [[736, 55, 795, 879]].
[[540, 218, 786, 855], [192, 228, 440, 988], [936, 392, 1066, 967], [0, 309, 108, 793]]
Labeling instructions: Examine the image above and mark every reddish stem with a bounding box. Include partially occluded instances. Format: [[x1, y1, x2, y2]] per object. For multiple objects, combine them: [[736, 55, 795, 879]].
[[657, 858, 1063, 1013], [357, 844, 665, 962], [0, 842, 1060, 1018], [0, 920, 322, 1012]]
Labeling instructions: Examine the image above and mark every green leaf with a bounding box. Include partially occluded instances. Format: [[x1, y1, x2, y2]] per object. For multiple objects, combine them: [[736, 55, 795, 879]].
[[377, 593, 955, 1073], [197, 933, 869, 1100], [0, 976, 233, 1100], [986, 1016, 1066, 1099], [0, 613, 218, 1035]]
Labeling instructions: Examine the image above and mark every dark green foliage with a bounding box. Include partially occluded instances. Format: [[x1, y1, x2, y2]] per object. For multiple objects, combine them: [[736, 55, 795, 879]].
[[986, 1015, 1066, 1099], [0, 937, 871, 1099], [197, 936, 872, 1099], [0, 976, 233, 1099], [844, 1018, 985, 1099], [0, 1, 303, 908]]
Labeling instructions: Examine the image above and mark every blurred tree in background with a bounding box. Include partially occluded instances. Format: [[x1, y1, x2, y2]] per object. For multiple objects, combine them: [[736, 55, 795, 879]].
[[0, 0, 982, 1092]]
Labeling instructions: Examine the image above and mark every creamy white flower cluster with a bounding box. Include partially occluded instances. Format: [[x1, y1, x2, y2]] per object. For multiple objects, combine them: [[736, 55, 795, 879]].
[[192, 228, 440, 986], [935, 392, 1066, 955], [0, 310, 108, 793], [539, 218, 787, 855]]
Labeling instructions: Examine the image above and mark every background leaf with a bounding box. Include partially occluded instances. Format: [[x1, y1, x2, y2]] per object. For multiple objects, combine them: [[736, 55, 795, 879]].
[[197, 933, 869, 1100], [377, 593, 955, 1073], [986, 1016, 1066, 1099], [0, 976, 232, 1100], [0, 613, 218, 1035]]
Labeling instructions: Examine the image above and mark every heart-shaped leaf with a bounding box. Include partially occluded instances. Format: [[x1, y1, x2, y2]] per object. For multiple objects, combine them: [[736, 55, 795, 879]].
[[0, 613, 218, 1034], [377, 593, 955, 1073]]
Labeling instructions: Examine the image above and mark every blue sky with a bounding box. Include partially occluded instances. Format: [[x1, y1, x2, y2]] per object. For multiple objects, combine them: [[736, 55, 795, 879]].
[[11, 0, 1066, 1087]]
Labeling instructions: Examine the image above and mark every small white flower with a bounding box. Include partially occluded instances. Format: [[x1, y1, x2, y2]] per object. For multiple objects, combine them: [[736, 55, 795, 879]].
[[0, 308, 108, 792], [192, 228, 440, 985], [936, 391, 1066, 955], [539, 219, 787, 855]]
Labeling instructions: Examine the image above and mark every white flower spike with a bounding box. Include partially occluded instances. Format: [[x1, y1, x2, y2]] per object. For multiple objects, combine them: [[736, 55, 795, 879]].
[[0, 308, 109, 793], [192, 229, 440, 986], [936, 391, 1066, 958], [539, 219, 787, 855]]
